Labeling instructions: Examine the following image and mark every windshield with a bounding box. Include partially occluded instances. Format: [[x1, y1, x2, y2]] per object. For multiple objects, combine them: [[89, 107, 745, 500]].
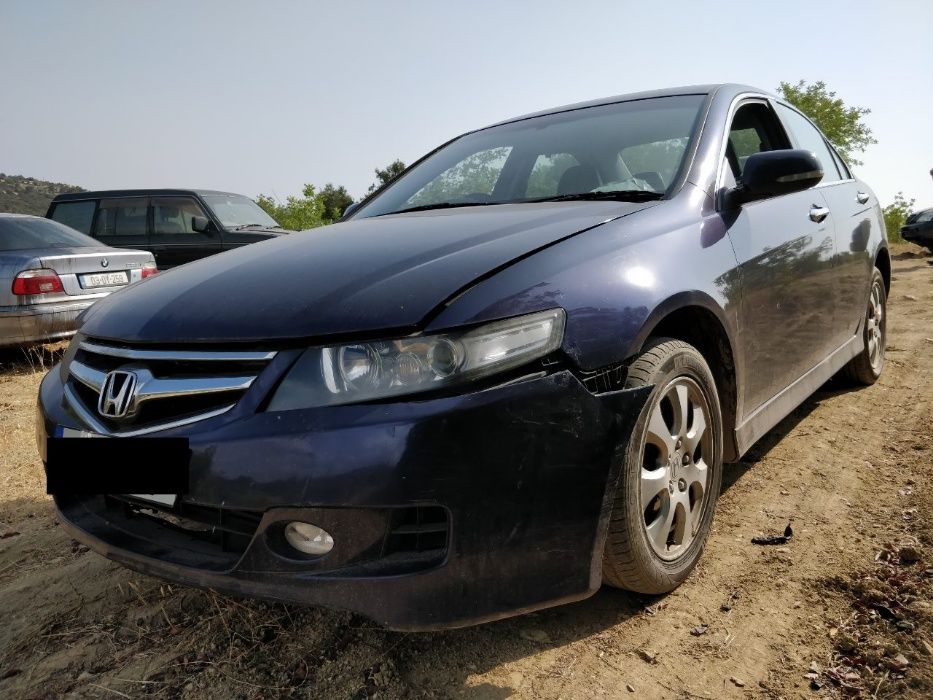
[[201, 194, 281, 229], [0, 216, 101, 251], [353, 94, 705, 218]]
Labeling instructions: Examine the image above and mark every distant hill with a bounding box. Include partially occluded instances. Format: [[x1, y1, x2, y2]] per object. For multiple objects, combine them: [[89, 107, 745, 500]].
[[0, 173, 84, 216]]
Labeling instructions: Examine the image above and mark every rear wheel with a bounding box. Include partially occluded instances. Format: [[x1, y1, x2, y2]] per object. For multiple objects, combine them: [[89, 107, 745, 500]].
[[843, 268, 886, 385], [603, 339, 723, 594]]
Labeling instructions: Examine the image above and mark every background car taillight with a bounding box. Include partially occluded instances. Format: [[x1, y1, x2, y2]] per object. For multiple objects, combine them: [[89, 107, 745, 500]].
[[141, 262, 158, 279], [11, 269, 64, 295]]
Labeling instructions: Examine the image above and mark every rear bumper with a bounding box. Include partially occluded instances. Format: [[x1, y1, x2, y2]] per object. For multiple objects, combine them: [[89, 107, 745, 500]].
[[901, 228, 933, 245], [0, 300, 94, 347], [38, 366, 650, 630]]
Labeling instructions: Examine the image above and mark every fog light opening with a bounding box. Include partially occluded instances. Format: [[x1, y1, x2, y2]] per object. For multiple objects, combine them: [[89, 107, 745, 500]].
[[283, 521, 334, 556]]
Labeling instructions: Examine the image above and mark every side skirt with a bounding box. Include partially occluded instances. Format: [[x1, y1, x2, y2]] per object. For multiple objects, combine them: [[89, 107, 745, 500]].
[[733, 333, 863, 457]]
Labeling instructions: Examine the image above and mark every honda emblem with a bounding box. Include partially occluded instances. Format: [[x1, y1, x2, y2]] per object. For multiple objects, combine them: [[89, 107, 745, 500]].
[[98, 370, 138, 419]]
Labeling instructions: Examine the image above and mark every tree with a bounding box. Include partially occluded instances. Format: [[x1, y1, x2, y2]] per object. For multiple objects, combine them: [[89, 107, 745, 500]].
[[255, 184, 326, 231], [882, 192, 915, 243], [367, 159, 406, 195], [317, 183, 353, 222], [777, 80, 877, 166]]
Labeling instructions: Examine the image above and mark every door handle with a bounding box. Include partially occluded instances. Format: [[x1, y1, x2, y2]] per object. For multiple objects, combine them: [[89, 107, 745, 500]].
[[809, 205, 830, 223], [856, 191, 870, 204]]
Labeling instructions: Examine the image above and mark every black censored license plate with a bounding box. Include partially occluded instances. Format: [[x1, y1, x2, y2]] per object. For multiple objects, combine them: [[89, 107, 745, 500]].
[[46, 431, 190, 502]]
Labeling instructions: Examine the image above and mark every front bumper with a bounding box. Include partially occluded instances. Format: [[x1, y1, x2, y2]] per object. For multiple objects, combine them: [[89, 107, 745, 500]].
[[0, 300, 94, 347], [38, 365, 648, 630]]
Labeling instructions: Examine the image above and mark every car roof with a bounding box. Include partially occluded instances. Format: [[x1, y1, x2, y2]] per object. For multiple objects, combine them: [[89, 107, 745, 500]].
[[50, 189, 247, 203], [0, 212, 41, 219], [484, 83, 770, 128]]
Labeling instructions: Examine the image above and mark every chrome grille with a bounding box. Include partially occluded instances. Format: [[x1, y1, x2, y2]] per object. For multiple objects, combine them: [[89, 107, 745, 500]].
[[64, 339, 277, 436]]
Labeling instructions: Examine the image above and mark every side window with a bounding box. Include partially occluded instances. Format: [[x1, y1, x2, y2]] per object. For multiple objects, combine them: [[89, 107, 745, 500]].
[[406, 147, 513, 207], [726, 102, 790, 181], [775, 104, 842, 182], [152, 197, 209, 234], [50, 201, 96, 233], [525, 153, 580, 197], [93, 198, 148, 238]]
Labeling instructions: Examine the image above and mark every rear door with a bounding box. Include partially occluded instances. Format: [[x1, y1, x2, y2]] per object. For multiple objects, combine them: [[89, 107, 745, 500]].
[[92, 197, 151, 254], [774, 103, 876, 345], [150, 196, 220, 268], [721, 99, 838, 414]]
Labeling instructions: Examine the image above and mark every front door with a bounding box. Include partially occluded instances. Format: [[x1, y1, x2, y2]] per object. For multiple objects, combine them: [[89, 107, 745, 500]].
[[721, 100, 838, 414], [150, 196, 220, 268]]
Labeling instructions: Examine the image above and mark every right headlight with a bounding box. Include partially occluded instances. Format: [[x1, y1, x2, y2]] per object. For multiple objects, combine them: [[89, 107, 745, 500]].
[[266, 308, 565, 410]]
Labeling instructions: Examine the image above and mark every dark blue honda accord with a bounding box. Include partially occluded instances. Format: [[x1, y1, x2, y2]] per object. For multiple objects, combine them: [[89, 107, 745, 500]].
[[37, 84, 889, 629]]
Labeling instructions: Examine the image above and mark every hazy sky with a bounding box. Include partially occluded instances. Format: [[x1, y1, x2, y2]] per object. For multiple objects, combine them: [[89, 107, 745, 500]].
[[2, 1, 931, 208]]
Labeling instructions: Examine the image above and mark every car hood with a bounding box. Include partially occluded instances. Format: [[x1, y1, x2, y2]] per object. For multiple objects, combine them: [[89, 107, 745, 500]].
[[80, 201, 652, 343]]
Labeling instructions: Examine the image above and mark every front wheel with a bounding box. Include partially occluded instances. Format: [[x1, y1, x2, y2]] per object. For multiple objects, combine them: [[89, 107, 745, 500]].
[[602, 339, 723, 594], [842, 267, 886, 385]]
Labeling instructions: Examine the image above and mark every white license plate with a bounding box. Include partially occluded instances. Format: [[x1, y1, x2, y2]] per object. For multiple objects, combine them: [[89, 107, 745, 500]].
[[57, 426, 177, 507], [81, 271, 128, 288]]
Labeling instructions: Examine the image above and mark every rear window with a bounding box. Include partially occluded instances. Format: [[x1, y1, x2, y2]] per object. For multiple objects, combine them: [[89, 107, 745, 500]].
[[0, 216, 100, 251], [50, 200, 97, 233]]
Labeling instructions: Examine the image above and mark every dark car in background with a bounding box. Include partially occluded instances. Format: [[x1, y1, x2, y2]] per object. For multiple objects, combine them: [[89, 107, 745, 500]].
[[0, 214, 155, 347], [46, 189, 289, 269], [901, 207, 933, 250], [38, 84, 888, 630]]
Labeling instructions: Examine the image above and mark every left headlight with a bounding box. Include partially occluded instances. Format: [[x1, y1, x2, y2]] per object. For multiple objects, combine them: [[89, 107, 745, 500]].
[[267, 308, 566, 410]]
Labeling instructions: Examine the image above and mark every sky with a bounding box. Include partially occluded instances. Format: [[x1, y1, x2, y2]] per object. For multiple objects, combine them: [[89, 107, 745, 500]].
[[1, 1, 931, 208]]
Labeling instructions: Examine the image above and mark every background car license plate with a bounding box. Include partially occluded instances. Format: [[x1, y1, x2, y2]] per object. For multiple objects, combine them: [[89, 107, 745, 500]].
[[81, 271, 128, 288]]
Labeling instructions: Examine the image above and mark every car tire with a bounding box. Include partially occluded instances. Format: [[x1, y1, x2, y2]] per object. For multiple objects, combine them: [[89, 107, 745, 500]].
[[842, 268, 886, 386], [602, 338, 723, 594]]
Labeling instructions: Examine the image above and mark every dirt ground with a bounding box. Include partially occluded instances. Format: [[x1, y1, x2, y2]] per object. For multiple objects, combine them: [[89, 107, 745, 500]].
[[1, 244, 931, 700]]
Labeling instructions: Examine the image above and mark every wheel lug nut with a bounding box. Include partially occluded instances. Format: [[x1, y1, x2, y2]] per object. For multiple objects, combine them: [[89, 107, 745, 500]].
[[682, 453, 691, 465], [678, 478, 687, 492]]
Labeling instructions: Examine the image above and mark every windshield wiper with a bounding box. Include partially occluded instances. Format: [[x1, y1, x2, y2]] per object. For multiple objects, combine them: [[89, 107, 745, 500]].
[[377, 190, 663, 217], [377, 201, 498, 216], [527, 190, 664, 203], [233, 223, 282, 230]]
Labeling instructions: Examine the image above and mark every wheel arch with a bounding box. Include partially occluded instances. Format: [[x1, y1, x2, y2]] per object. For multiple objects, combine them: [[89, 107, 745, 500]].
[[875, 244, 891, 293], [629, 294, 740, 462]]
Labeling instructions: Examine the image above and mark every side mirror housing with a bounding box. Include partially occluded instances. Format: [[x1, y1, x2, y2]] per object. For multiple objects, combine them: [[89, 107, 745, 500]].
[[191, 215, 211, 233], [725, 149, 823, 208], [342, 201, 360, 219]]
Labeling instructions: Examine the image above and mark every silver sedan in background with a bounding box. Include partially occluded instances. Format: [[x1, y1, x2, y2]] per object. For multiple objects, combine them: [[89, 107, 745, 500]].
[[0, 214, 157, 347]]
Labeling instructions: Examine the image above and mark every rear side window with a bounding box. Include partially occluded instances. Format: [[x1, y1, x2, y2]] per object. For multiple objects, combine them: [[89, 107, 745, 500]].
[[152, 197, 208, 234], [775, 104, 842, 183], [94, 198, 149, 238], [50, 201, 96, 234]]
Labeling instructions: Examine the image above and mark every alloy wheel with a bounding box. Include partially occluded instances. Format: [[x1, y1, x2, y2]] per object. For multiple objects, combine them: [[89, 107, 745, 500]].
[[866, 278, 885, 372], [640, 377, 712, 561]]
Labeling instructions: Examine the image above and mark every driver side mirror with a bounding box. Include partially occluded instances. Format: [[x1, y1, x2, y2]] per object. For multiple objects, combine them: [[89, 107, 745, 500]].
[[724, 149, 823, 208], [191, 215, 211, 233], [341, 201, 360, 219]]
